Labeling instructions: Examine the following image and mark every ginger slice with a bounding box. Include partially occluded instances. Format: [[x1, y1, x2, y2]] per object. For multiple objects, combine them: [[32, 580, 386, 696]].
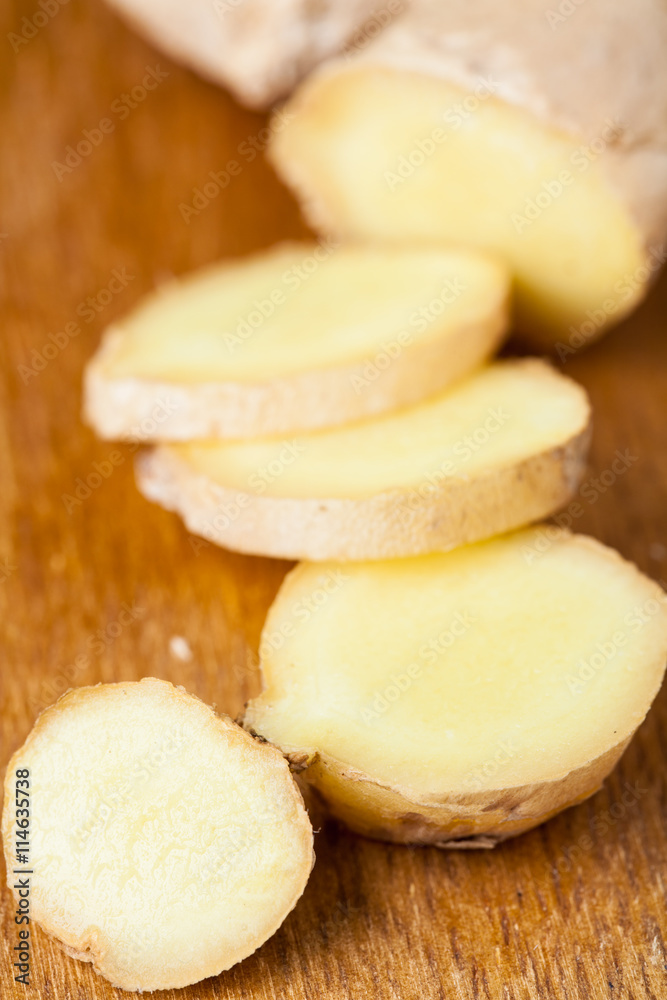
[[84, 242, 509, 441], [244, 528, 667, 846], [136, 359, 591, 561], [2, 678, 313, 991]]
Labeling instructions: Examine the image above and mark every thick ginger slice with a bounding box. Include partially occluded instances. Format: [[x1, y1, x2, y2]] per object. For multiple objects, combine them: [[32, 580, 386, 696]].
[[136, 359, 591, 560], [84, 242, 509, 441], [245, 529, 667, 846], [2, 678, 313, 991]]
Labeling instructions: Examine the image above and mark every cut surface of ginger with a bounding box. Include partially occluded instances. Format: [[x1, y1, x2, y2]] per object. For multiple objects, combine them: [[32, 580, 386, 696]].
[[1, 678, 313, 991], [245, 529, 667, 844], [171, 360, 586, 500], [136, 359, 590, 560], [85, 242, 509, 440], [271, 69, 645, 344]]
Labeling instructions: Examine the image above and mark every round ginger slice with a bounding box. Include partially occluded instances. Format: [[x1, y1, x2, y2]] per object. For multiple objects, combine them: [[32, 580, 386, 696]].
[[1, 678, 314, 992], [244, 529, 667, 847], [135, 359, 591, 561], [83, 242, 509, 441]]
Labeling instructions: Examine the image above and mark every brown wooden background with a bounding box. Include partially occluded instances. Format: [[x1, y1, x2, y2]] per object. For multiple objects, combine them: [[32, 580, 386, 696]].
[[1, 0, 666, 996]]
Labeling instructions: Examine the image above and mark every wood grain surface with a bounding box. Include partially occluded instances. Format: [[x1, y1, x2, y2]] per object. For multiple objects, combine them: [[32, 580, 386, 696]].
[[1, 1, 666, 997]]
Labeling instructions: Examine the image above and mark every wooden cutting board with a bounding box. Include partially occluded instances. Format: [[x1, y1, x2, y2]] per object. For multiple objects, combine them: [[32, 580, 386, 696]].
[[1, 1, 666, 996]]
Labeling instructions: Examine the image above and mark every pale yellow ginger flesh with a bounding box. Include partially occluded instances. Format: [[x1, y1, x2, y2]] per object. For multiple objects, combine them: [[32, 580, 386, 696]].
[[136, 359, 590, 560], [165, 360, 586, 499], [245, 529, 667, 846], [84, 242, 509, 440], [97, 244, 506, 382], [271, 69, 647, 346], [2, 679, 313, 992]]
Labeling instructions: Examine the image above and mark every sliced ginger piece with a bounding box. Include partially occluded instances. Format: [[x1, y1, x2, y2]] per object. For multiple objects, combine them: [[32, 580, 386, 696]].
[[136, 359, 591, 561], [270, 0, 667, 348], [244, 528, 667, 846], [1, 678, 313, 991], [84, 242, 509, 441]]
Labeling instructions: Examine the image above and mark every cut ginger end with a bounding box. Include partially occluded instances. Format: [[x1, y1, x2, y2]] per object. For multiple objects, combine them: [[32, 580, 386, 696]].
[[270, 67, 647, 348], [1, 679, 313, 992], [244, 529, 667, 847]]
